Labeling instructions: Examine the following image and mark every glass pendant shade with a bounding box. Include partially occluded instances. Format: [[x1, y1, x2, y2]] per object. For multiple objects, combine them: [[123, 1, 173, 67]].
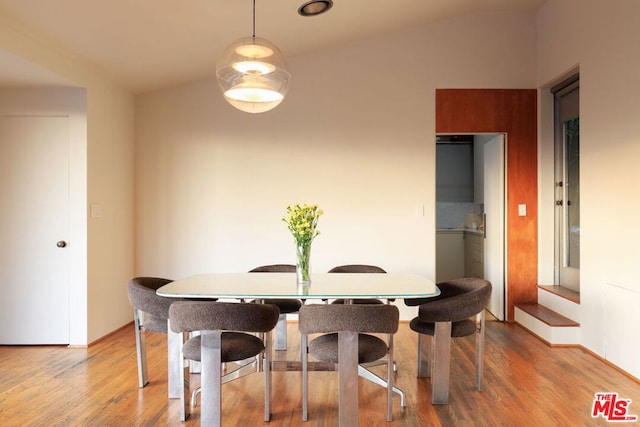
[[216, 36, 291, 113]]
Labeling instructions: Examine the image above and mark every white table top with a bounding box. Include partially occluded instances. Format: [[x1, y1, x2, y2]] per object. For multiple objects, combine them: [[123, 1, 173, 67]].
[[156, 272, 439, 300]]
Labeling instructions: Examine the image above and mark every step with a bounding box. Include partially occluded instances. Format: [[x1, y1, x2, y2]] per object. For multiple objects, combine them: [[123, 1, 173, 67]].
[[537, 286, 581, 322], [516, 303, 579, 327], [537, 285, 580, 304], [515, 303, 580, 346]]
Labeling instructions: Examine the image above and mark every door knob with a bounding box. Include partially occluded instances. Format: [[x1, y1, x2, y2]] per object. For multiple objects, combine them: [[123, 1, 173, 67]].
[[56, 241, 67, 248], [555, 200, 563, 206]]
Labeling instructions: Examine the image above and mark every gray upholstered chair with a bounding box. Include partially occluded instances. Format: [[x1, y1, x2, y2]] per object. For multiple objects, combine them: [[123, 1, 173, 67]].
[[408, 278, 492, 404], [127, 276, 174, 388], [328, 264, 387, 304], [327, 264, 399, 375], [249, 264, 302, 351], [169, 301, 280, 425], [299, 304, 399, 422]]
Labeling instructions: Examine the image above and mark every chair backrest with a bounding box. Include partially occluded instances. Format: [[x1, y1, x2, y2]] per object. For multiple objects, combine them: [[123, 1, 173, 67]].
[[249, 264, 296, 273], [417, 278, 492, 323], [169, 301, 280, 334], [299, 304, 399, 335], [127, 277, 174, 319], [327, 264, 386, 273]]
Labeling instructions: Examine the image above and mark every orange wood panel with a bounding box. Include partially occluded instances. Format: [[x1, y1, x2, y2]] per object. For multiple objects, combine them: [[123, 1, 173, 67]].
[[435, 89, 538, 321]]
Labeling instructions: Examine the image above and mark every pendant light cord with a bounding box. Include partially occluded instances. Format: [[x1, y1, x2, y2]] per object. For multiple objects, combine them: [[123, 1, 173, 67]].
[[252, 0, 256, 38]]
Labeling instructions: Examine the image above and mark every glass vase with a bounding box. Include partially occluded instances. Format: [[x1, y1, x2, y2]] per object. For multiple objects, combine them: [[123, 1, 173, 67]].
[[296, 242, 311, 291]]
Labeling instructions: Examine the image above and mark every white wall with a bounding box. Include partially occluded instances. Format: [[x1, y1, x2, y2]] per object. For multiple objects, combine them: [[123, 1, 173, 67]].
[[537, 0, 640, 378], [86, 83, 136, 343], [136, 11, 537, 320], [0, 16, 136, 344]]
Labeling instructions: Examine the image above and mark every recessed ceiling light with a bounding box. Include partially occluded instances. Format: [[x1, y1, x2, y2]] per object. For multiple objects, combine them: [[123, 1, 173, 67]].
[[298, 0, 333, 17]]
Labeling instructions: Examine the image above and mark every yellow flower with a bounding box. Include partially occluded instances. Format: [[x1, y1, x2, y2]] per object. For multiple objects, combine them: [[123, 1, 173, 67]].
[[283, 203, 323, 246]]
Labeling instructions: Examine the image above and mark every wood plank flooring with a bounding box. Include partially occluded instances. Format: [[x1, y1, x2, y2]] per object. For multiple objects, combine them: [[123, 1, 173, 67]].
[[1, 319, 639, 426]]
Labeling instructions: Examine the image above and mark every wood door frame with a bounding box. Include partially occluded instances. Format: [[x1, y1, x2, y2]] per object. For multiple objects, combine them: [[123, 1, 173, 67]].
[[436, 89, 537, 321]]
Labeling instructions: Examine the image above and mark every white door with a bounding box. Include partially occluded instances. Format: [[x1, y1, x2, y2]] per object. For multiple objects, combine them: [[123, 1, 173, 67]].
[[0, 116, 70, 344], [483, 134, 505, 320]]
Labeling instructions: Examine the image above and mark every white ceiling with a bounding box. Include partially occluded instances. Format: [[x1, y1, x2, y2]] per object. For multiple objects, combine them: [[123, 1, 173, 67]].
[[0, 0, 547, 94]]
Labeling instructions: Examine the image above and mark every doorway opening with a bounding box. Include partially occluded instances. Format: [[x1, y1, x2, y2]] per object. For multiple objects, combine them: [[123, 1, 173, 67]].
[[552, 75, 580, 292], [435, 133, 506, 320]]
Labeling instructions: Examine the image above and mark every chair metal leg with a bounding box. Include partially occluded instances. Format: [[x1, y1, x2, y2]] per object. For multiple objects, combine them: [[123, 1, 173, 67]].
[[133, 308, 148, 388], [179, 333, 190, 421], [301, 333, 309, 421], [191, 387, 200, 409], [189, 331, 201, 373], [386, 333, 394, 421], [361, 358, 397, 372], [339, 331, 359, 426], [264, 330, 272, 422], [274, 313, 287, 351], [190, 349, 264, 412], [167, 321, 184, 399], [201, 330, 223, 427], [357, 366, 406, 407], [416, 333, 430, 378], [431, 321, 452, 405], [475, 311, 485, 391], [189, 359, 201, 374], [221, 357, 260, 383]]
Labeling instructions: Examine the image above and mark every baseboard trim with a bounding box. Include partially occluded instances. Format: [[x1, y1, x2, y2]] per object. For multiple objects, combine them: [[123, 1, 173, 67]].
[[88, 321, 134, 347]]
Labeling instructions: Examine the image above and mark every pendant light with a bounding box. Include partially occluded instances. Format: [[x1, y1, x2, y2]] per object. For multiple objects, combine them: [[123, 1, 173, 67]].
[[216, 0, 291, 113], [298, 1, 333, 17]]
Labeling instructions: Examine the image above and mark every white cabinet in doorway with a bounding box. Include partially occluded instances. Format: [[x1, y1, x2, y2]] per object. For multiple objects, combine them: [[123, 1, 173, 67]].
[[436, 230, 465, 282], [464, 231, 484, 278]]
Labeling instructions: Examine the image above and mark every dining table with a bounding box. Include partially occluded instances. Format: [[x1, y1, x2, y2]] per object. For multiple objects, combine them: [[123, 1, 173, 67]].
[[157, 272, 440, 425]]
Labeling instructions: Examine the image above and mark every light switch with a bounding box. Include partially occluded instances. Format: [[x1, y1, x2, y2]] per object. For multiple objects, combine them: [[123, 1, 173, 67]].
[[90, 204, 103, 218], [518, 204, 527, 216]]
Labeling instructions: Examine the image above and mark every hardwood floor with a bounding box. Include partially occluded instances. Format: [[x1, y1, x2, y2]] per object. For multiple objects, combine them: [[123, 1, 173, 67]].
[[1, 319, 638, 426]]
